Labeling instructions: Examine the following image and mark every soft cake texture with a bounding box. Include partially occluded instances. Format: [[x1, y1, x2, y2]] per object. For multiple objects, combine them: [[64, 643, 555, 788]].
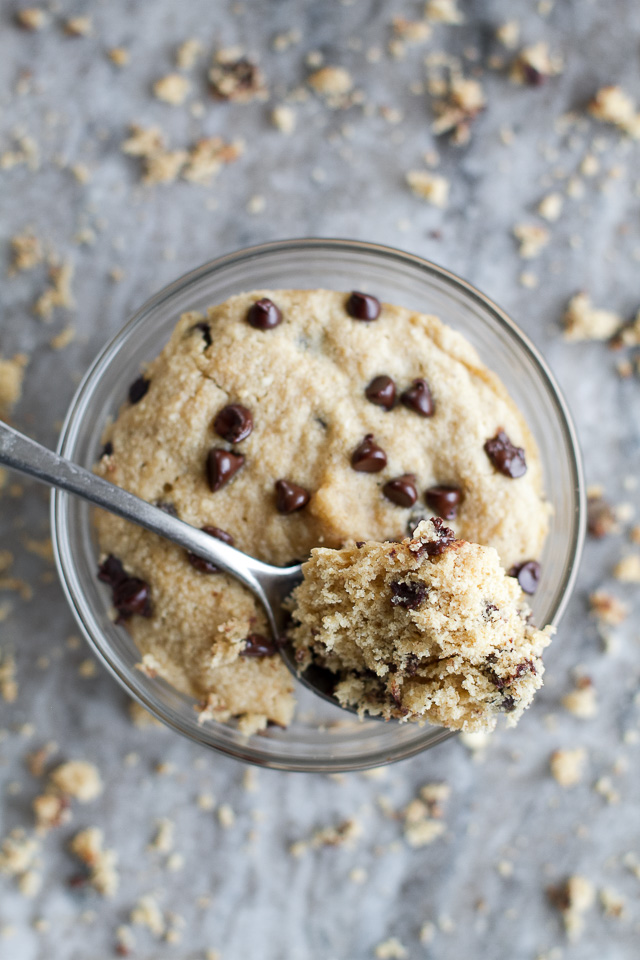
[[290, 520, 553, 731], [94, 289, 549, 731]]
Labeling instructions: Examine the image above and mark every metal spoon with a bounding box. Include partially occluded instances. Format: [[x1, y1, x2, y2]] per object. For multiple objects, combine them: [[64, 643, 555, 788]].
[[0, 420, 346, 711]]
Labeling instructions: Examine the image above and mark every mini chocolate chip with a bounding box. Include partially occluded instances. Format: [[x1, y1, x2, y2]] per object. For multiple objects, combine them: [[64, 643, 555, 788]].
[[187, 525, 235, 574], [400, 378, 434, 417], [501, 695, 517, 713], [356, 541, 366, 548], [424, 485, 462, 520], [383, 474, 418, 507], [155, 501, 178, 517], [213, 404, 253, 444], [484, 602, 499, 620], [100, 441, 113, 458], [97, 555, 127, 588], [112, 577, 152, 619], [508, 560, 541, 595], [275, 479, 311, 514], [484, 430, 527, 478], [365, 374, 396, 410], [390, 579, 427, 610], [346, 291, 381, 321], [206, 448, 245, 492], [240, 633, 278, 657], [351, 434, 387, 473], [190, 321, 212, 348], [128, 376, 149, 405], [523, 63, 545, 86], [419, 516, 456, 556], [247, 298, 282, 330]]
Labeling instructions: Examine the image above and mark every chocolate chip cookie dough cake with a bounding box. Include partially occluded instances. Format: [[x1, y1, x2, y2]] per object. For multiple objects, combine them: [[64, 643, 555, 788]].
[[94, 289, 550, 734]]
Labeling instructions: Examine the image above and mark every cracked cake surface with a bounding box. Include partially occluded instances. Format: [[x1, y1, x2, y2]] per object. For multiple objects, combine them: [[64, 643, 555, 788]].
[[94, 289, 549, 731], [289, 520, 553, 731]]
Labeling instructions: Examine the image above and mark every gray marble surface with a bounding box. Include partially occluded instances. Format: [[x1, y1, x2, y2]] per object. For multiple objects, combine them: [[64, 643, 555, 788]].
[[1, 1, 640, 958]]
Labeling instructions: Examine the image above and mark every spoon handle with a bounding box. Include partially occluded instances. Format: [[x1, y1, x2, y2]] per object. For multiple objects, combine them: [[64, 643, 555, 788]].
[[0, 420, 291, 601]]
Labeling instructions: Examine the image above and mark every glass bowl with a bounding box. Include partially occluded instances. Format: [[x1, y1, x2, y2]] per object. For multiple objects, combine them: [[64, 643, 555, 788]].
[[51, 239, 585, 772]]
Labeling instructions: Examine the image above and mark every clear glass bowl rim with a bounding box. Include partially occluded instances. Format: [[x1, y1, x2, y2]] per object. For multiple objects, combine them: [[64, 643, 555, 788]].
[[51, 237, 586, 772]]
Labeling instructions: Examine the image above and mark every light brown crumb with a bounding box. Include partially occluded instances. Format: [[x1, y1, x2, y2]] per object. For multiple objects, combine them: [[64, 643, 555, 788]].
[[392, 18, 432, 44], [563, 293, 621, 342], [77, 658, 97, 678], [209, 51, 267, 102], [0, 134, 39, 172], [182, 137, 244, 185], [600, 887, 625, 918], [0, 354, 28, 420], [538, 192, 563, 222], [18, 869, 41, 897], [613, 553, 640, 583], [562, 678, 598, 719], [404, 816, 445, 848], [550, 748, 587, 787], [107, 47, 129, 67], [580, 153, 599, 177], [15, 8, 48, 30], [246, 194, 266, 215], [308, 66, 353, 100], [153, 74, 190, 106], [9, 230, 43, 275], [63, 16, 92, 37], [49, 326, 75, 351], [218, 804, 235, 828], [587, 491, 619, 538], [0, 831, 40, 886], [406, 171, 449, 207], [419, 921, 436, 943], [630, 525, 640, 544], [617, 311, 640, 347], [148, 817, 174, 853], [71, 163, 91, 184], [424, 0, 464, 24], [589, 590, 629, 626], [519, 271, 539, 289], [589, 86, 640, 139], [513, 223, 550, 258], [496, 20, 520, 50], [115, 926, 135, 954], [32, 792, 70, 832], [49, 760, 103, 802], [33, 261, 75, 321], [197, 793, 215, 811], [431, 73, 485, 144], [271, 105, 296, 135], [131, 894, 165, 937], [26, 742, 57, 777], [176, 38, 203, 70], [510, 42, 563, 85], [375, 938, 408, 960], [594, 775, 620, 805], [0, 651, 18, 703], [550, 875, 595, 940], [349, 866, 367, 884]]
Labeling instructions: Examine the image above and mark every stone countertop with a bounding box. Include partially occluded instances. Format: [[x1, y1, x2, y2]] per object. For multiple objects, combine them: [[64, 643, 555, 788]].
[[1, 1, 639, 958]]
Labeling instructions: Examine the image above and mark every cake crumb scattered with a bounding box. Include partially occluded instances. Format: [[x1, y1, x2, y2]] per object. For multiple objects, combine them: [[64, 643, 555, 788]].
[[33, 791, 70, 832], [431, 73, 485, 144], [107, 47, 129, 67], [562, 678, 598, 719], [563, 293, 621, 342], [0, 354, 28, 420], [549, 874, 595, 940], [69, 827, 119, 896], [375, 937, 408, 959], [9, 230, 43, 275], [600, 886, 625, 918], [49, 760, 103, 802], [0, 651, 18, 703], [538, 192, 563, 222], [64, 17, 92, 37], [271, 105, 296, 135], [510, 42, 563, 86], [496, 21, 520, 50], [589, 590, 629, 626], [406, 171, 449, 207], [16, 8, 48, 30], [209, 51, 267, 102], [594, 775, 620, 805], [550, 748, 587, 787], [613, 553, 640, 583], [153, 74, 190, 106], [392, 18, 432, 44], [513, 223, 550, 258], [589, 86, 640, 139], [176, 38, 203, 70], [148, 818, 174, 853], [308, 66, 354, 100], [218, 804, 235, 828], [131, 894, 165, 937], [424, 0, 464, 24], [587, 491, 619, 538], [33, 261, 75, 321]]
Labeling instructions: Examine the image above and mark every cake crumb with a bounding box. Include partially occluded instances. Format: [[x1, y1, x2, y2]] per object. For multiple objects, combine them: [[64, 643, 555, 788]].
[[587, 492, 619, 538], [613, 553, 640, 582], [16, 8, 48, 29], [349, 866, 367, 884], [513, 223, 550, 258], [563, 293, 621, 342], [308, 66, 353, 99], [406, 171, 449, 207], [9, 230, 43, 275], [209, 51, 267, 102], [589, 86, 640, 139], [374, 937, 408, 959], [0, 354, 28, 420], [594, 775, 620, 805], [64, 17, 92, 37], [496, 20, 520, 50], [33, 261, 75, 321], [49, 760, 103, 802], [431, 73, 485, 144], [148, 817, 174, 853], [600, 886, 625, 918], [392, 18, 432, 44], [424, 0, 464, 24], [0, 651, 18, 703], [107, 47, 129, 67], [0, 831, 40, 889], [69, 827, 119, 896], [131, 894, 165, 937], [218, 804, 235, 828], [510, 42, 563, 85], [562, 678, 598, 719], [197, 793, 215, 811], [271, 105, 296, 135], [176, 38, 203, 70], [153, 74, 190, 106], [538, 192, 563, 222], [549, 874, 595, 940], [589, 590, 628, 625], [550, 748, 587, 787], [33, 791, 70, 832]]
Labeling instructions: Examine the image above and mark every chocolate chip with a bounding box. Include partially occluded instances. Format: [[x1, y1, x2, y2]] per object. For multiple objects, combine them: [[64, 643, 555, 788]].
[[508, 560, 541, 595], [350, 434, 387, 473], [206, 448, 244, 492], [523, 63, 545, 86], [275, 479, 310, 514], [247, 298, 282, 330], [383, 474, 418, 507], [390, 579, 427, 609], [484, 430, 527, 478], [365, 374, 396, 410], [500, 695, 517, 713], [112, 577, 152, 619], [100, 441, 113, 458], [190, 321, 212, 348], [155, 501, 178, 517], [97, 555, 127, 587], [400, 378, 434, 417], [240, 633, 278, 657], [128, 376, 149, 405], [187, 525, 235, 574], [419, 516, 456, 556], [424, 485, 462, 520], [213, 404, 253, 444], [346, 291, 381, 321]]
